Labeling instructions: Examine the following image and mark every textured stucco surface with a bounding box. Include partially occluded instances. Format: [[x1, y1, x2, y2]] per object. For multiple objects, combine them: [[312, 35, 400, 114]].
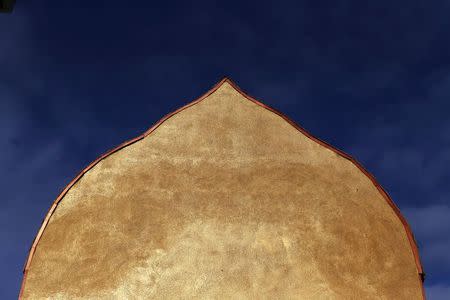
[[22, 82, 422, 299]]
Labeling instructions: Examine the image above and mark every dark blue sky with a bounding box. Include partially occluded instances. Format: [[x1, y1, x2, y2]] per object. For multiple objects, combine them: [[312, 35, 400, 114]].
[[1, 1, 449, 298]]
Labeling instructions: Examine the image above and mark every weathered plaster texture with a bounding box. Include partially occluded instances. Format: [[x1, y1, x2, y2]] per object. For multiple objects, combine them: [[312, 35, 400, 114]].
[[21, 81, 423, 299]]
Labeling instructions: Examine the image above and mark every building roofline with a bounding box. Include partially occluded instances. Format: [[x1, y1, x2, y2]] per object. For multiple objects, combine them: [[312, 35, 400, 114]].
[[19, 77, 425, 299]]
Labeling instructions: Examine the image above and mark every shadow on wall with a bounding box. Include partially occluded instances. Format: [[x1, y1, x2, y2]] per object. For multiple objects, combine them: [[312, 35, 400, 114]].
[[0, 0, 16, 13]]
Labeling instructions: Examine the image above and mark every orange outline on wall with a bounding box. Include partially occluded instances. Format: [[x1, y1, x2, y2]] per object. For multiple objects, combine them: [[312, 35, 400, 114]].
[[19, 78, 425, 299]]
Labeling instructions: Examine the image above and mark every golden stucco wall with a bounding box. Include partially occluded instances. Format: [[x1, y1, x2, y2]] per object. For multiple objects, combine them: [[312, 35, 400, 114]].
[[21, 81, 423, 299]]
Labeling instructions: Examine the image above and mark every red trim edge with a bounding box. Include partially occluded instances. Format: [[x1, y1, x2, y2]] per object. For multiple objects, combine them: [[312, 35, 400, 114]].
[[19, 77, 425, 299]]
